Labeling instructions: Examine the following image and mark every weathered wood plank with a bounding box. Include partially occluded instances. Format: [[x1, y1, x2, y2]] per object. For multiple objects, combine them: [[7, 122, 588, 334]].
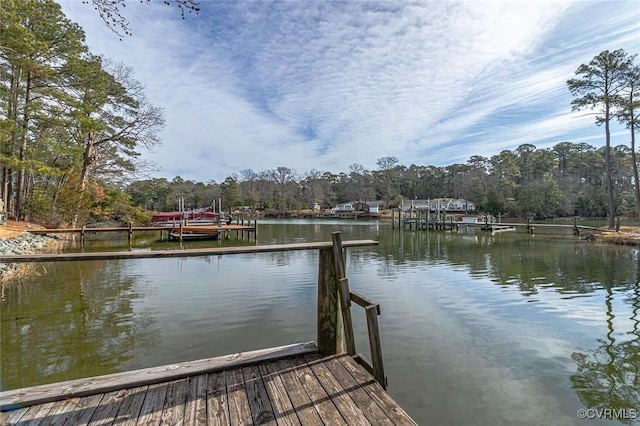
[[206, 372, 229, 426], [159, 379, 188, 425], [135, 382, 169, 425], [365, 305, 386, 389], [257, 363, 301, 426], [287, 358, 346, 425], [54, 393, 104, 425], [304, 355, 371, 425], [349, 291, 380, 314], [183, 375, 207, 426], [87, 390, 126, 425], [0, 341, 318, 411], [0, 240, 378, 263], [272, 360, 322, 425], [2, 407, 27, 424], [340, 356, 418, 425], [12, 401, 55, 425], [225, 369, 252, 426], [241, 365, 276, 425], [108, 386, 149, 426], [36, 399, 77, 426], [323, 356, 394, 426]]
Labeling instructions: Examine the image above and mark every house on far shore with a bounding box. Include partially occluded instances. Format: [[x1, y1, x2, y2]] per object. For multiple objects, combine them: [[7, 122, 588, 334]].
[[332, 200, 384, 217], [400, 198, 475, 213]]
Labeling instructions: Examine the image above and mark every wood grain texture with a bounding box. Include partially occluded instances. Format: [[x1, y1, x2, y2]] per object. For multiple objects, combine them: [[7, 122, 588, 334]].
[[0, 341, 318, 411], [206, 372, 229, 426], [0, 240, 378, 263]]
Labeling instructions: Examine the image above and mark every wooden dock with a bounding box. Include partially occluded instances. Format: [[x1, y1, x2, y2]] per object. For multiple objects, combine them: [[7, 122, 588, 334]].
[[26, 220, 258, 243], [1, 233, 417, 425], [1, 343, 415, 425]]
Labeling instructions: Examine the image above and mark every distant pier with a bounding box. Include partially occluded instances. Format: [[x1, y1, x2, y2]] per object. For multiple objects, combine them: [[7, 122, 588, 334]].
[[27, 219, 258, 243]]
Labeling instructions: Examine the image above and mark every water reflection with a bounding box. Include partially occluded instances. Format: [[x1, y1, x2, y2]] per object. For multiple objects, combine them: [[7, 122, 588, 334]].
[[571, 286, 640, 424], [1, 260, 158, 390]]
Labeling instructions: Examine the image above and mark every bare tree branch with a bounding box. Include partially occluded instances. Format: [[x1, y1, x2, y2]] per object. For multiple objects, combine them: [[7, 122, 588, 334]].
[[82, 0, 200, 38]]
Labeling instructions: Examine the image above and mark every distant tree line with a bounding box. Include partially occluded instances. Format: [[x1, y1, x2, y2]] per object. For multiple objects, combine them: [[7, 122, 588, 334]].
[[124, 141, 636, 221]]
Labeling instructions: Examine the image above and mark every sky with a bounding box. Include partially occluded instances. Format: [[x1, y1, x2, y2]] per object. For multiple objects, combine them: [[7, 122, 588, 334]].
[[58, 0, 640, 183]]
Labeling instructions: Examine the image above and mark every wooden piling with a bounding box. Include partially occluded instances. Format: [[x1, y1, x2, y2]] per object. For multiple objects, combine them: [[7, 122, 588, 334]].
[[332, 232, 356, 356], [317, 246, 339, 355]]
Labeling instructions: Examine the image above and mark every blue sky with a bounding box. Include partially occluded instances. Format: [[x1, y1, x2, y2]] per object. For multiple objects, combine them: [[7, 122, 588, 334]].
[[58, 0, 640, 183]]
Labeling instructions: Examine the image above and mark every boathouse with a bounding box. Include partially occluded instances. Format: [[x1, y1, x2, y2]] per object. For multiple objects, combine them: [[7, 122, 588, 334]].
[[400, 198, 475, 212]]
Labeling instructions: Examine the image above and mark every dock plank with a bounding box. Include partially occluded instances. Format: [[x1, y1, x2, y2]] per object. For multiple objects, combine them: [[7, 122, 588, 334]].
[[206, 372, 229, 426], [340, 356, 418, 425], [225, 369, 252, 426], [2, 407, 27, 424], [304, 355, 371, 425], [0, 240, 378, 263], [258, 363, 302, 426], [109, 386, 148, 426], [87, 390, 125, 425], [241, 366, 276, 425], [36, 399, 77, 426], [323, 356, 394, 426], [272, 360, 322, 425], [55, 394, 104, 425], [287, 358, 346, 425], [183, 375, 207, 425], [12, 401, 55, 425], [135, 382, 169, 425], [159, 379, 187, 425]]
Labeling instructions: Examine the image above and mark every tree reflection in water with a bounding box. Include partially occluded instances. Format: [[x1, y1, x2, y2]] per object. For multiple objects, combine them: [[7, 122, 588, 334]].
[[571, 285, 640, 424]]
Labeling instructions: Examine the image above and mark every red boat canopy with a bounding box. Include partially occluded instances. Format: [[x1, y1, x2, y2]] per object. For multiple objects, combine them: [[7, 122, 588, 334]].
[[151, 210, 219, 223]]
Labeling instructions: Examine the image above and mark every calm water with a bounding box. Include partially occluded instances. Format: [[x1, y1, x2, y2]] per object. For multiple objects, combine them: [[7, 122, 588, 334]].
[[2, 220, 639, 425]]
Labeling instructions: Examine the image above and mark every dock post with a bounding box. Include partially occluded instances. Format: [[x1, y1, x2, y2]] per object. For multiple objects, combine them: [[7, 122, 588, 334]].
[[397, 208, 402, 230], [179, 222, 183, 242], [573, 216, 579, 236], [332, 232, 356, 355], [391, 208, 395, 229], [317, 245, 339, 355], [128, 222, 133, 243], [81, 226, 85, 246]]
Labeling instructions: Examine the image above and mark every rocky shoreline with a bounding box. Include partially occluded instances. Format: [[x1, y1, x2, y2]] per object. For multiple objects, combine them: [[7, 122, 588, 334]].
[[0, 232, 59, 284]]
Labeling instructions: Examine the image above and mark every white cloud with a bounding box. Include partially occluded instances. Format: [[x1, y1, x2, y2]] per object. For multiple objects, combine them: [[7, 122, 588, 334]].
[[58, 0, 640, 182]]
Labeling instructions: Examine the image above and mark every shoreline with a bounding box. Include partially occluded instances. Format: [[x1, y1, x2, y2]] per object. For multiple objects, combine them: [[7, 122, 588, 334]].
[[0, 231, 61, 286], [1, 218, 640, 283]]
